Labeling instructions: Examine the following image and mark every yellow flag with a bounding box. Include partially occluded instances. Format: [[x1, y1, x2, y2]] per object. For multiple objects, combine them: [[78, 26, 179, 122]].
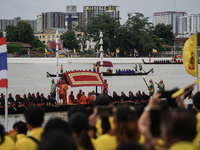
[[74, 48, 76, 53], [116, 49, 120, 53], [45, 48, 47, 53], [183, 34, 198, 77], [153, 49, 157, 53]]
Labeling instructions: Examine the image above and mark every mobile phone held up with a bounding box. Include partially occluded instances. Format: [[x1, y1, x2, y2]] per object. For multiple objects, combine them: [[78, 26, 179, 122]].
[[150, 106, 162, 137]]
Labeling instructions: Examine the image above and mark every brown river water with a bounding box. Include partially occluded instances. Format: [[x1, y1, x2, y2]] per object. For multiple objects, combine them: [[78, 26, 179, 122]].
[[0, 57, 198, 130]]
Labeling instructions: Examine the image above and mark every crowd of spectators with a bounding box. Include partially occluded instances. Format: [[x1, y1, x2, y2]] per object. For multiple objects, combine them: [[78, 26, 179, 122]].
[[1, 89, 200, 150]]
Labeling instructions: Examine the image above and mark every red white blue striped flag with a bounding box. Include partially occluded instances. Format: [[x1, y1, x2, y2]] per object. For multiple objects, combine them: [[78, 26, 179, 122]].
[[0, 36, 8, 88]]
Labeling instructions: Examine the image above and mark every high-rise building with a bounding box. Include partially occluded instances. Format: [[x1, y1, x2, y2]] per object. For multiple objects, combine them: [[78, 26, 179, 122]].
[[37, 6, 84, 31], [178, 13, 200, 35], [0, 17, 37, 31], [39, 12, 66, 30], [65, 5, 84, 28], [188, 13, 200, 33], [83, 5, 120, 26], [153, 11, 187, 33]]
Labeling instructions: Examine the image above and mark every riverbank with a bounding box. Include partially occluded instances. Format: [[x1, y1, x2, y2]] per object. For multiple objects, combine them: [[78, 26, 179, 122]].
[[8, 57, 173, 63]]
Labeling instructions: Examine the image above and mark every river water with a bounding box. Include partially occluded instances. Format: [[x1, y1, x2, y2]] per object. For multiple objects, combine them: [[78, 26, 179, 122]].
[[0, 57, 198, 131]]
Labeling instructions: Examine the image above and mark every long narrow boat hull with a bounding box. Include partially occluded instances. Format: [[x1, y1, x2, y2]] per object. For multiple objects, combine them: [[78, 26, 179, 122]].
[[103, 68, 153, 76], [142, 59, 183, 64]]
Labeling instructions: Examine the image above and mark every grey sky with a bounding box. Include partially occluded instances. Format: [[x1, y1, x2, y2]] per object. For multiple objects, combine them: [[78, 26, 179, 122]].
[[0, 0, 200, 24]]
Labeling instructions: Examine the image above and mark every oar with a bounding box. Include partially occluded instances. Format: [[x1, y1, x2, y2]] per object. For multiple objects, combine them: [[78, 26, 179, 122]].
[[143, 78, 149, 90], [19, 102, 27, 109], [155, 82, 164, 91], [10, 103, 17, 111]]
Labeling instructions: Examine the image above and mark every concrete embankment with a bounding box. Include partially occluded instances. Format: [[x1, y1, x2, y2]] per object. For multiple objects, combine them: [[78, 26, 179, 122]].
[[7, 57, 173, 63]]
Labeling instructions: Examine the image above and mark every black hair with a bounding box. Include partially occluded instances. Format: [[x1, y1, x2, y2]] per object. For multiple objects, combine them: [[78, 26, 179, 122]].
[[134, 105, 145, 118], [25, 105, 44, 127], [193, 92, 200, 110], [95, 94, 112, 134], [0, 123, 5, 145], [164, 108, 196, 141], [67, 105, 89, 119], [117, 141, 145, 150], [69, 112, 94, 150], [38, 131, 78, 150], [43, 118, 71, 137], [13, 121, 27, 135]]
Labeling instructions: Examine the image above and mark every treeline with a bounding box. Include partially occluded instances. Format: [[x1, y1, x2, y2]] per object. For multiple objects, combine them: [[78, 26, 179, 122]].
[[61, 13, 175, 57], [0, 20, 45, 55]]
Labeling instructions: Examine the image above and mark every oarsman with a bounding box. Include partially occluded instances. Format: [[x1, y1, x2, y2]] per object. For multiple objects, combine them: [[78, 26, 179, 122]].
[[148, 78, 155, 96], [60, 65, 63, 73], [139, 63, 142, 71], [8, 93, 15, 104], [135, 63, 138, 72], [50, 79, 56, 99], [157, 79, 165, 91]]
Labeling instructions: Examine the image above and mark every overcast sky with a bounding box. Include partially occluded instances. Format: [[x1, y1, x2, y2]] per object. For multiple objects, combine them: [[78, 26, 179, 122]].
[[1, 0, 200, 24]]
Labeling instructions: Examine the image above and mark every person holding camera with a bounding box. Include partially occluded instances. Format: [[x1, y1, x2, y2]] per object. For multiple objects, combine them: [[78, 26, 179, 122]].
[[157, 79, 165, 91]]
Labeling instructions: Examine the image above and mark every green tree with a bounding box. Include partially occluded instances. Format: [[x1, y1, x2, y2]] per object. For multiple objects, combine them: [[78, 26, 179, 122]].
[[60, 30, 80, 50], [152, 23, 175, 46], [117, 13, 163, 55], [0, 31, 3, 38], [88, 14, 121, 53], [74, 22, 90, 52], [31, 38, 46, 48], [16, 20, 35, 45], [5, 25, 17, 42]]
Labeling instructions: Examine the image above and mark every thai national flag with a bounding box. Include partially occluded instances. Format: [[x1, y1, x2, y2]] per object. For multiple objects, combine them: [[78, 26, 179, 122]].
[[0, 36, 8, 88], [97, 49, 100, 54], [134, 49, 138, 54], [63, 48, 67, 52]]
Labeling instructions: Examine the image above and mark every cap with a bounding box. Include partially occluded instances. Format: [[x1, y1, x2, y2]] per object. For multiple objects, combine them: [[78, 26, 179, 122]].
[[160, 79, 163, 82], [149, 78, 152, 81]]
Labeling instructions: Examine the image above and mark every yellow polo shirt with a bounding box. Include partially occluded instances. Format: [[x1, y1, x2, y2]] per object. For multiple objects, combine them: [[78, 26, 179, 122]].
[[15, 127, 43, 150], [193, 112, 200, 150], [0, 136, 15, 150], [169, 141, 195, 150], [95, 116, 114, 137], [78, 138, 103, 150]]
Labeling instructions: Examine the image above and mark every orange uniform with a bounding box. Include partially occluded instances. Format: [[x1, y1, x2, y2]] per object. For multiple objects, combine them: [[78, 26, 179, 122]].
[[68, 94, 75, 104], [97, 64, 100, 73], [76, 93, 82, 102], [88, 95, 94, 104], [79, 95, 87, 104], [61, 83, 68, 104]]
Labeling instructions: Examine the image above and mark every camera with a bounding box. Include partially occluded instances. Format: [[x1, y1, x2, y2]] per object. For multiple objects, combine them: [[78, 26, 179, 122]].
[[158, 88, 179, 108]]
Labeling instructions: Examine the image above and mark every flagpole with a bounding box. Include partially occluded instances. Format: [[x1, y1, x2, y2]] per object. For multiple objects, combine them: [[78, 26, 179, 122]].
[[196, 33, 199, 91], [3, 31, 8, 132], [99, 32, 103, 93], [56, 30, 59, 103]]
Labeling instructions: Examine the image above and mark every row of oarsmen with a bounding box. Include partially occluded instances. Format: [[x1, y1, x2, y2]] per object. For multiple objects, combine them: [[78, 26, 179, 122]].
[[0, 92, 57, 107]]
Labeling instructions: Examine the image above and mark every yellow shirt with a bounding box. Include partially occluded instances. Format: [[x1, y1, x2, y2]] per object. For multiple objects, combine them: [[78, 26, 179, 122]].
[[78, 138, 103, 150], [0, 136, 15, 150], [169, 141, 195, 150], [96, 133, 143, 150], [15, 127, 43, 150], [96, 134, 117, 150], [193, 112, 200, 150], [95, 116, 114, 137]]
